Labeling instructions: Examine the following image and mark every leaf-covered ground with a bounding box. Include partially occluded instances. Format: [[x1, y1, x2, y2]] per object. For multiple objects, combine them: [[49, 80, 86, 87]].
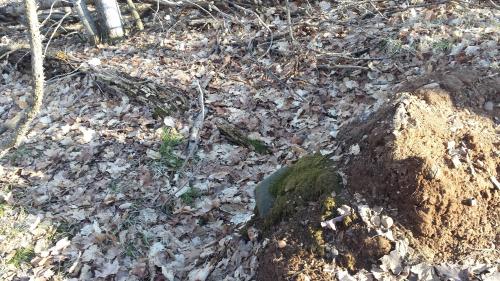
[[0, 0, 498, 280]]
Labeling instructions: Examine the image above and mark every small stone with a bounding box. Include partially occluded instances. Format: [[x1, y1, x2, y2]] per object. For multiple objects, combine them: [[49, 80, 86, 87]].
[[119, 203, 132, 209], [291, 134, 305, 145], [349, 144, 360, 155], [247, 227, 259, 242], [163, 116, 175, 127], [39, 116, 52, 125], [371, 215, 381, 227], [426, 163, 441, 180], [331, 247, 339, 256], [381, 216, 394, 229], [451, 155, 461, 168], [277, 240, 287, 248], [34, 195, 49, 206], [483, 101, 494, 111], [490, 176, 500, 190], [464, 198, 477, 206], [337, 205, 352, 216]]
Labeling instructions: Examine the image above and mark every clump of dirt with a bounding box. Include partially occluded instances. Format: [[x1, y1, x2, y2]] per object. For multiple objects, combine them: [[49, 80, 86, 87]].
[[341, 70, 499, 263]]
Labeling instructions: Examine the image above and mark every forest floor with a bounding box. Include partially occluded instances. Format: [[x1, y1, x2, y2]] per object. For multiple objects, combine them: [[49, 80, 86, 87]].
[[0, 1, 499, 280]]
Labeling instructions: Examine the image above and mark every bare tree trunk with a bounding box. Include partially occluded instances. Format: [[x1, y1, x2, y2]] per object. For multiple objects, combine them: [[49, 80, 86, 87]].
[[0, 0, 45, 159], [95, 0, 124, 42], [73, 0, 100, 44], [126, 0, 144, 31]]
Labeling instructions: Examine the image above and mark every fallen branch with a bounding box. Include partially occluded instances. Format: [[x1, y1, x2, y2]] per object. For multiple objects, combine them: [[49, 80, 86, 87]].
[[171, 81, 207, 197], [317, 64, 370, 71], [181, 80, 206, 170], [284, 0, 294, 42], [126, 0, 144, 30], [216, 119, 271, 154], [2, 47, 189, 134]]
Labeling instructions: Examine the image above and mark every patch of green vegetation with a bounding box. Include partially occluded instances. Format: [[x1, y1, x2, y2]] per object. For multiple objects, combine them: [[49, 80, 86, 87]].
[[121, 209, 140, 229], [8, 247, 35, 268], [108, 180, 120, 193], [6, 145, 30, 164], [0, 202, 6, 217], [158, 127, 183, 168], [432, 39, 452, 53], [180, 187, 201, 206], [247, 139, 271, 154], [251, 154, 345, 257], [264, 154, 341, 227], [383, 38, 404, 54], [342, 213, 358, 228], [138, 232, 152, 247], [50, 221, 78, 242], [124, 241, 140, 258], [382, 38, 417, 56]]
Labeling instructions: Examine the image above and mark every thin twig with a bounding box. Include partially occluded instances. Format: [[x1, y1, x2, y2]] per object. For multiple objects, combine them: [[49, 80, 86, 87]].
[[126, 0, 144, 30], [184, 0, 219, 22], [489, 0, 500, 9], [181, 80, 206, 170], [285, 0, 295, 42], [317, 64, 370, 71], [40, 0, 61, 27], [173, 80, 206, 197], [44, 10, 71, 56], [231, 3, 273, 59]]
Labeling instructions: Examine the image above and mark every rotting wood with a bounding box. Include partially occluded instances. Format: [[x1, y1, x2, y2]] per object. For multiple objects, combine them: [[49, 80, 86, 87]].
[[2, 47, 189, 119], [216, 119, 271, 154]]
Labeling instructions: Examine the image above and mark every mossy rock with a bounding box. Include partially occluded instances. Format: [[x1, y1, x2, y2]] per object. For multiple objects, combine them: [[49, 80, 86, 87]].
[[254, 154, 341, 228]]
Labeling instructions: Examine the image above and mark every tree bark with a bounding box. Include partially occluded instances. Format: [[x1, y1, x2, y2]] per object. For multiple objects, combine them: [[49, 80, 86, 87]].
[[73, 0, 100, 44], [0, 0, 45, 159], [95, 0, 124, 42]]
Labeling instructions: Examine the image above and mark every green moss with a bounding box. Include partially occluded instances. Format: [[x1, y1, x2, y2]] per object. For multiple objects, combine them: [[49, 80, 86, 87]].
[[248, 139, 271, 154], [263, 154, 340, 227], [180, 187, 200, 206], [8, 247, 35, 268]]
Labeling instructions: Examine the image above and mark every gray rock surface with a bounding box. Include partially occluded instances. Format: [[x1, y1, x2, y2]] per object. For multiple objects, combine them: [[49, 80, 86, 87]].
[[254, 166, 289, 218]]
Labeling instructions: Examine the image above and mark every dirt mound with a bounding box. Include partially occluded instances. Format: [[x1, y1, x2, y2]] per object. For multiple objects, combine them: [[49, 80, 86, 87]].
[[254, 70, 499, 280], [342, 70, 499, 262]]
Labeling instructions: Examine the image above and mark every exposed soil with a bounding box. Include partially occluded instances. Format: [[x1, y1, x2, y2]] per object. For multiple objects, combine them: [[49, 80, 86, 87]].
[[342, 69, 499, 263], [255, 69, 499, 280]]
